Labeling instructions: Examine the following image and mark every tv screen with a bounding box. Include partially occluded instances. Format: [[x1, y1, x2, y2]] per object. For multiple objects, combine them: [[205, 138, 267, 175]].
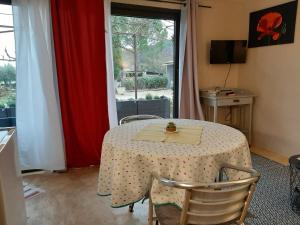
[[210, 40, 247, 64]]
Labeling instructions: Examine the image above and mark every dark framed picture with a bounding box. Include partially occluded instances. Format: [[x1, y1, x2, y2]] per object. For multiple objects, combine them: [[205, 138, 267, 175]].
[[248, 1, 298, 48]]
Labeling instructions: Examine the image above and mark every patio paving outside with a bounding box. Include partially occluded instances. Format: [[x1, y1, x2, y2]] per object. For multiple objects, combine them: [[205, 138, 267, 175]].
[[116, 89, 173, 101]]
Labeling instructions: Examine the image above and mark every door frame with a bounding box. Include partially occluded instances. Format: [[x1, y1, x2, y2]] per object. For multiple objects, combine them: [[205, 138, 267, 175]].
[[111, 3, 181, 118], [0, 0, 11, 5]]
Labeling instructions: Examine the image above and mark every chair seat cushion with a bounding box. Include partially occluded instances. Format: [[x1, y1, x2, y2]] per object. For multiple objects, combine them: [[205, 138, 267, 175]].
[[155, 205, 181, 225]]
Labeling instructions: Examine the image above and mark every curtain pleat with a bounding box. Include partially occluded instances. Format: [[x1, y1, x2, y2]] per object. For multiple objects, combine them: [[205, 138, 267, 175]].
[[12, 0, 66, 170], [179, 0, 204, 120], [51, 0, 109, 168]]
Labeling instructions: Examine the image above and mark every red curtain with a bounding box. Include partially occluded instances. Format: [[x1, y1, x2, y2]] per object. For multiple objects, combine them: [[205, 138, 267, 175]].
[[51, 0, 109, 168]]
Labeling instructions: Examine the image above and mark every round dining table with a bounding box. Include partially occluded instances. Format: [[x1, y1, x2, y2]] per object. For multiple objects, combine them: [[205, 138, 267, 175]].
[[97, 119, 252, 208]]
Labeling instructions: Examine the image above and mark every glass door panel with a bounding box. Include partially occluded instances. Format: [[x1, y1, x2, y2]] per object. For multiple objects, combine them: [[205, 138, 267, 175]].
[[112, 15, 176, 122]]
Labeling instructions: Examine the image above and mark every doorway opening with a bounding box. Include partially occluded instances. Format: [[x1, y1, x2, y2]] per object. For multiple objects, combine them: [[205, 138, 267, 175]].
[[111, 3, 180, 121]]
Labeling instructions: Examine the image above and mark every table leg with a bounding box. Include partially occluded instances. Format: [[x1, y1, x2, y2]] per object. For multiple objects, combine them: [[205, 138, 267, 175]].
[[129, 203, 134, 213]]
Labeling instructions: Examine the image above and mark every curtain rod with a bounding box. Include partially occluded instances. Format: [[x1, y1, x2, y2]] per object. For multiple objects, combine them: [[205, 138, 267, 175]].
[[144, 0, 212, 8], [144, 0, 185, 5], [199, 4, 212, 8]]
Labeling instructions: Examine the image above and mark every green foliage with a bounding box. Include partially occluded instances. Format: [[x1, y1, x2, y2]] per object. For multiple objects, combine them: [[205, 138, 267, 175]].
[[0, 86, 16, 108], [112, 36, 123, 80], [121, 78, 135, 90], [0, 103, 5, 108], [145, 76, 168, 89], [121, 76, 168, 90], [111, 16, 173, 77], [145, 93, 153, 100], [6, 95, 16, 107], [0, 64, 16, 86], [112, 16, 168, 51], [154, 95, 160, 100]]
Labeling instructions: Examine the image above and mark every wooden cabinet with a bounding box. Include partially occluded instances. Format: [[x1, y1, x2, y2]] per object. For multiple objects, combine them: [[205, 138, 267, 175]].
[[200, 89, 255, 145], [0, 129, 27, 225]]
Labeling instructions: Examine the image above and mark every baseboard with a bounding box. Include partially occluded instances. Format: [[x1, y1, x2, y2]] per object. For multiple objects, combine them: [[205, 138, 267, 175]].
[[250, 146, 289, 166]]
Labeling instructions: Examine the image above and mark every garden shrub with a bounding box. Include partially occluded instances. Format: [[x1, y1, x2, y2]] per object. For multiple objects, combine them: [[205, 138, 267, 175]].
[[145, 93, 153, 100], [121, 75, 168, 91], [136, 77, 146, 90], [121, 78, 135, 90], [6, 96, 16, 107]]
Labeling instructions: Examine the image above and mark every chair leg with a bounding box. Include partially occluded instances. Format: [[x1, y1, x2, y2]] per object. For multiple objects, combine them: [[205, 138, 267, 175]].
[[129, 203, 134, 213]]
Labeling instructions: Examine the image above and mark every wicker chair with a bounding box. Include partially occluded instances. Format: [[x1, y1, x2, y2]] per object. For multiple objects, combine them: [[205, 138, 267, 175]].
[[119, 114, 162, 125], [148, 163, 260, 225], [119, 114, 162, 212]]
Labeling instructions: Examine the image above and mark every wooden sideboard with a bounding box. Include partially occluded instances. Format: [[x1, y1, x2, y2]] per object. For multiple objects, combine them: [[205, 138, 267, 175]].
[[0, 128, 27, 225], [200, 88, 255, 145]]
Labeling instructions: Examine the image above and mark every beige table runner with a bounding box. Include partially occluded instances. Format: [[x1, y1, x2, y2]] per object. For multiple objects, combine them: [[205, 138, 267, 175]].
[[133, 123, 203, 145]]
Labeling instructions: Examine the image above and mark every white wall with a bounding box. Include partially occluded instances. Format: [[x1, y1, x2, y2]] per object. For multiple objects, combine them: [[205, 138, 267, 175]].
[[196, 0, 248, 89], [239, 0, 300, 157]]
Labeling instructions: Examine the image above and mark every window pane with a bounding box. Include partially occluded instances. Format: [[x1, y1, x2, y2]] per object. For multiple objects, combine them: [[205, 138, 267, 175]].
[[0, 5, 13, 27], [112, 15, 175, 120], [0, 4, 16, 128]]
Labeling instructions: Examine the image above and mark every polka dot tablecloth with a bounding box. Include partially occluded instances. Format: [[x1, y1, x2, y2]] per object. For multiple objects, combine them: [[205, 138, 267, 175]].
[[97, 119, 252, 208]]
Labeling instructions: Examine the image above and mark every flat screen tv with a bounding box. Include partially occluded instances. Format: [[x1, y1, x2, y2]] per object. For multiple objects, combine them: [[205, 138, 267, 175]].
[[210, 40, 247, 64]]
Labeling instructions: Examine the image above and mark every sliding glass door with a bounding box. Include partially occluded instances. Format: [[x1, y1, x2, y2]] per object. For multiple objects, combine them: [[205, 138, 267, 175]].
[[111, 3, 180, 122]]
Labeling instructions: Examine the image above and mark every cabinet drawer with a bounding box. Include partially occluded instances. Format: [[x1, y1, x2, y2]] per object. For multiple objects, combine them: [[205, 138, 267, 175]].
[[217, 97, 252, 106]]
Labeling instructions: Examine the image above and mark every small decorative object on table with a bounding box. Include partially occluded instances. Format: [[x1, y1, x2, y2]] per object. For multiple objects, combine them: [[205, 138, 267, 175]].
[[289, 154, 300, 215], [165, 122, 177, 133]]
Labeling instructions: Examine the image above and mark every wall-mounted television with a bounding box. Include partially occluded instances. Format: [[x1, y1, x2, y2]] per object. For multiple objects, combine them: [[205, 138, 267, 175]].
[[210, 40, 247, 64]]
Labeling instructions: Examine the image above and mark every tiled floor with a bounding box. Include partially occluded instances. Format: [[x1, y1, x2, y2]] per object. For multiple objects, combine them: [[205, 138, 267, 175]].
[[24, 166, 149, 225], [24, 155, 300, 225]]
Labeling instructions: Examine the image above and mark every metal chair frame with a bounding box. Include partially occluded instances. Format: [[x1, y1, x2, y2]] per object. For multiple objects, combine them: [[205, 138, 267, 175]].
[[119, 114, 162, 212], [148, 163, 260, 225], [119, 114, 163, 125]]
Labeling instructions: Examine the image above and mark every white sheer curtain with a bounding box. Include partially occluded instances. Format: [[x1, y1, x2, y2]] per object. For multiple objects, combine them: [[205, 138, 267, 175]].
[[179, 0, 204, 120], [12, 0, 66, 170], [104, 0, 118, 128]]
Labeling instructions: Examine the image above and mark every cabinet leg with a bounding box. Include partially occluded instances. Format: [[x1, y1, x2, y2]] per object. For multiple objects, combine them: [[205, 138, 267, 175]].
[[249, 104, 253, 145], [213, 105, 218, 123]]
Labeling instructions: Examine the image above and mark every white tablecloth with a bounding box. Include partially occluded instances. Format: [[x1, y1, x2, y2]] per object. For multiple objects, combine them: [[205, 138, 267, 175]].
[[98, 119, 252, 207]]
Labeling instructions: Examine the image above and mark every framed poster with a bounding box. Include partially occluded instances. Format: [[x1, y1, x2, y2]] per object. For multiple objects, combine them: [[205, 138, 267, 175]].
[[248, 1, 298, 48]]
